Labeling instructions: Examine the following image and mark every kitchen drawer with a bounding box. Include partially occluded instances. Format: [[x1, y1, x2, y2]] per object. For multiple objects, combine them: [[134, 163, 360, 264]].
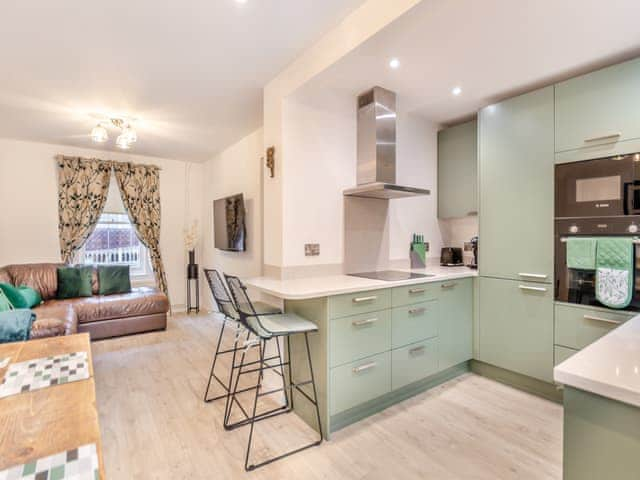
[[555, 57, 640, 153], [328, 289, 391, 319], [392, 338, 438, 390], [554, 345, 578, 366], [330, 309, 391, 367], [391, 300, 439, 349], [330, 351, 391, 415], [392, 282, 438, 307], [555, 303, 632, 351]]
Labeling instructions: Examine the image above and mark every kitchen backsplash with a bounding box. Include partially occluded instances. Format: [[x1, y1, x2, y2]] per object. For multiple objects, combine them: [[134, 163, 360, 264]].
[[439, 216, 479, 264]]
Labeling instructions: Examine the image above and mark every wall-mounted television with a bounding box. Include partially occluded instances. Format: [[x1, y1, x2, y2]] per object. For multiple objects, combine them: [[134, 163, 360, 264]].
[[214, 193, 246, 252]]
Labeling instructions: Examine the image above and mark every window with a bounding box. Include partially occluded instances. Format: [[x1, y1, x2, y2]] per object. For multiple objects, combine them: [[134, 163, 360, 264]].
[[77, 213, 152, 277]]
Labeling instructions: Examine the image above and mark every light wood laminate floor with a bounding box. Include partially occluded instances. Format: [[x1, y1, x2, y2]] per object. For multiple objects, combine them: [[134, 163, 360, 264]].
[[92, 313, 562, 479]]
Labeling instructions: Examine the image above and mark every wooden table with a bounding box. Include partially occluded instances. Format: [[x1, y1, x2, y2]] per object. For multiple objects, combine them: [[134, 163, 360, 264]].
[[0, 334, 105, 478]]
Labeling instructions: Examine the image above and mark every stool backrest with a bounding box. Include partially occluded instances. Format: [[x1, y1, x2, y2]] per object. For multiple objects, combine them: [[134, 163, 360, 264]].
[[223, 274, 257, 319], [203, 269, 239, 321]]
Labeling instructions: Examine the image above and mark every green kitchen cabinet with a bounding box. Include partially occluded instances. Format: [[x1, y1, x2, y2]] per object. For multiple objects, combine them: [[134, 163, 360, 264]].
[[555, 57, 640, 156], [438, 119, 478, 219], [438, 278, 473, 371], [478, 276, 554, 383], [478, 86, 554, 283], [555, 303, 633, 351], [391, 300, 438, 349]]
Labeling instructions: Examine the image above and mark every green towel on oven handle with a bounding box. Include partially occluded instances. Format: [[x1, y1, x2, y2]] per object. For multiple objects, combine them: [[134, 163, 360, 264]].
[[566, 237, 597, 270], [595, 237, 634, 309]]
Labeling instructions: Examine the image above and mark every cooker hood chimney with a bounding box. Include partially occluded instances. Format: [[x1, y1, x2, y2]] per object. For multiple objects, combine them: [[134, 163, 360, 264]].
[[343, 86, 430, 199]]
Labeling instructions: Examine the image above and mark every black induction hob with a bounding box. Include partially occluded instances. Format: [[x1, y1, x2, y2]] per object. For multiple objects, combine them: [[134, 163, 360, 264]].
[[347, 270, 434, 281]]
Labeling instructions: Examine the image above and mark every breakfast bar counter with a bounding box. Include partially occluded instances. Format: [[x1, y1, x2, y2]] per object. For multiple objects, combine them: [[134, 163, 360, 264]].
[[554, 314, 640, 480]]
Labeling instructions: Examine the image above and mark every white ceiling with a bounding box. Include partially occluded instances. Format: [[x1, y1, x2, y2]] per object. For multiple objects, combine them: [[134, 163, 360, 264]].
[[292, 0, 640, 127], [0, 0, 365, 161]]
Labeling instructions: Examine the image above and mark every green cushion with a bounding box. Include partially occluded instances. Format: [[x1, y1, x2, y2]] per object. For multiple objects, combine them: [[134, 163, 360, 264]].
[[0, 283, 29, 309], [77, 266, 94, 297], [98, 265, 131, 295], [16, 286, 42, 308], [56, 266, 93, 299], [0, 309, 35, 343], [0, 289, 13, 312]]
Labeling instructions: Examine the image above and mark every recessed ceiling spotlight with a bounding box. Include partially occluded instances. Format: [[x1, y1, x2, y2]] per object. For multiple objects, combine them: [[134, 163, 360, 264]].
[[452, 86, 462, 96], [389, 58, 400, 69], [235, 0, 247, 3]]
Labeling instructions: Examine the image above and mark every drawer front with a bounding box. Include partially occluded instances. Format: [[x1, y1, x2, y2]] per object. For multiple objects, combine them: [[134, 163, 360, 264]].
[[330, 310, 391, 367], [391, 283, 438, 307], [328, 289, 391, 319], [554, 345, 578, 366], [391, 300, 439, 349], [392, 338, 439, 391], [555, 304, 632, 350], [330, 352, 391, 415]]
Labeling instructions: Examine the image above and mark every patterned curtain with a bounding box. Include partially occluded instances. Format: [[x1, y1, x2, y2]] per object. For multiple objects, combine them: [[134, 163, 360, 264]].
[[112, 161, 169, 300], [57, 156, 112, 263]]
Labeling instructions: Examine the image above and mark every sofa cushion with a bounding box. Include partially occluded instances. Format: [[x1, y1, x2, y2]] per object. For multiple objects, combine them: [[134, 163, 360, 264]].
[[57, 266, 93, 299], [0, 289, 12, 312], [4, 263, 64, 301], [0, 283, 29, 308], [63, 287, 169, 324], [32, 302, 78, 337], [0, 309, 35, 343], [98, 265, 131, 295]]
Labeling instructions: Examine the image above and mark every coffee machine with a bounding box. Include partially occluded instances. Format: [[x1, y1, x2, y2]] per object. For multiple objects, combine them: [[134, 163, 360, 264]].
[[467, 236, 478, 269]]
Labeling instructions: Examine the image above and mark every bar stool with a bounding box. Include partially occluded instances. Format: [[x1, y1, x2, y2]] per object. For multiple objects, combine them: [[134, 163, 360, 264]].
[[224, 274, 323, 471], [202, 269, 280, 405]]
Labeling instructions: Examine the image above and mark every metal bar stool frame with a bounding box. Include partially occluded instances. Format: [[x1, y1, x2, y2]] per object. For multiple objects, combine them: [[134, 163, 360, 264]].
[[202, 269, 288, 429], [224, 274, 323, 471]]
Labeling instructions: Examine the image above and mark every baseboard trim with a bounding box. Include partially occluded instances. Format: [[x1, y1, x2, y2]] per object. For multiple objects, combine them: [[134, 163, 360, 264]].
[[330, 362, 470, 435], [470, 360, 562, 403]]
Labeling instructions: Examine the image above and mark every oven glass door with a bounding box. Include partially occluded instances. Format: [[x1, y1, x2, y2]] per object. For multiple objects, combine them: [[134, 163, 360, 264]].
[[555, 154, 639, 218], [555, 226, 640, 312]]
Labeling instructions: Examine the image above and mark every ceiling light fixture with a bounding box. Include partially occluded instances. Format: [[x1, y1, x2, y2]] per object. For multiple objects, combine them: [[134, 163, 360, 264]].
[[452, 86, 462, 96], [90, 116, 138, 149], [389, 58, 400, 69], [90, 123, 108, 143]]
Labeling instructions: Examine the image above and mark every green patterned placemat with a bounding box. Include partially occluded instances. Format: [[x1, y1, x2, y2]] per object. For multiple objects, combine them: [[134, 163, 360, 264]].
[[0, 352, 89, 399], [0, 443, 98, 479]]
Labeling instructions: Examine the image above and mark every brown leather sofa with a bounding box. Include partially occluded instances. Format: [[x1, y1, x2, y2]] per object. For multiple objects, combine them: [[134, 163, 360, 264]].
[[0, 263, 169, 341]]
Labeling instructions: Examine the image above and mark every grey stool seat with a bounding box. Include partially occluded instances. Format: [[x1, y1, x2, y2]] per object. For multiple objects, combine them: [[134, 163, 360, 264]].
[[248, 312, 318, 338]]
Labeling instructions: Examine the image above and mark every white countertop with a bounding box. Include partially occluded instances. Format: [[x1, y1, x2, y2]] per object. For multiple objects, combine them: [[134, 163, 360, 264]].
[[245, 266, 477, 300], [554, 314, 640, 408]]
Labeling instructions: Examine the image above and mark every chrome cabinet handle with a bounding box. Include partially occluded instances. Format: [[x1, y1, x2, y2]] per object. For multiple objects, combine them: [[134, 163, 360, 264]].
[[409, 288, 425, 294], [467, 211, 478, 216], [353, 295, 377, 303], [353, 362, 377, 373], [583, 314, 623, 325], [584, 132, 621, 143], [409, 345, 426, 355], [408, 307, 426, 315], [518, 285, 548, 293], [518, 273, 548, 279], [352, 317, 378, 327], [441, 283, 457, 289]]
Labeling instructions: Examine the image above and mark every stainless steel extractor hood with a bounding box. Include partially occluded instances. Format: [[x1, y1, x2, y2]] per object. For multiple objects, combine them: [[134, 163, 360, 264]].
[[343, 86, 431, 200]]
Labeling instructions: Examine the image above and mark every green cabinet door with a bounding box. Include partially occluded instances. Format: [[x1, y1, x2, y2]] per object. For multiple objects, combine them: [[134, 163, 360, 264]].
[[478, 277, 554, 383], [438, 119, 478, 219], [438, 278, 473, 371], [478, 86, 554, 283], [555, 57, 640, 154]]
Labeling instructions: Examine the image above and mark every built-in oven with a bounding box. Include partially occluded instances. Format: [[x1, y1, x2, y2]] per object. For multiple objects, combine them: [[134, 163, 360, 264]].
[[555, 153, 640, 218], [555, 217, 640, 312]]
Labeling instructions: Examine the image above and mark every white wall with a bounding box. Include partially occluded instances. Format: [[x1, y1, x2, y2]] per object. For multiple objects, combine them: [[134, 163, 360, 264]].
[[275, 92, 443, 273], [0, 138, 203, 309], [200, 128, 264, 309]]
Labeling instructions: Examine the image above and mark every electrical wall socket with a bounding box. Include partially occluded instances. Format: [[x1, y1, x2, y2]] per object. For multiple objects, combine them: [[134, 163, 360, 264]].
[[305, 243, 320, 256]]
